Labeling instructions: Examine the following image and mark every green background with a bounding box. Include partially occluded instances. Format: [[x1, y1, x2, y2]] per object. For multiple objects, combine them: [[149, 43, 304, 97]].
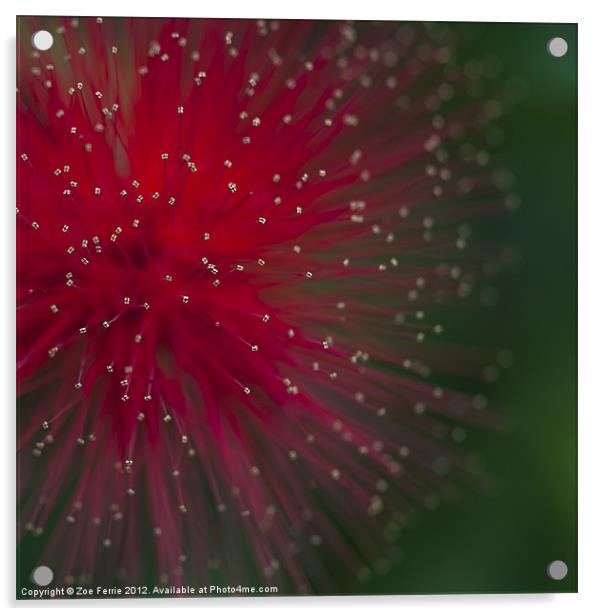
[[357, 21, 578, 595]]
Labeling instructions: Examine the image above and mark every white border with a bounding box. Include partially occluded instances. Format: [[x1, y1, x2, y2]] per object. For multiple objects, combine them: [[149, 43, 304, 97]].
[[2, 1, 599, 613]]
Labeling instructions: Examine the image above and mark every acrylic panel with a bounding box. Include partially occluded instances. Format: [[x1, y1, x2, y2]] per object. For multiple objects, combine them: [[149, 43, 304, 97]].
[[16, 16, 577, 599]]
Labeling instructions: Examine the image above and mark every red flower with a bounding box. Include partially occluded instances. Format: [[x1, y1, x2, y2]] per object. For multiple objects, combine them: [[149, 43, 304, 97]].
[[18, 16, 512, 591]]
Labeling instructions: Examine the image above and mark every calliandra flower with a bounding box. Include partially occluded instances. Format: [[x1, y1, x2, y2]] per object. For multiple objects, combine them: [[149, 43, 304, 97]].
[[17, 16, 517, 593]]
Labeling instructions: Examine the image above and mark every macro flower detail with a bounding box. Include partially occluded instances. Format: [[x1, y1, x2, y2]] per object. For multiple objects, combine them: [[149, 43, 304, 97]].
[[18, 17, 516, 592]]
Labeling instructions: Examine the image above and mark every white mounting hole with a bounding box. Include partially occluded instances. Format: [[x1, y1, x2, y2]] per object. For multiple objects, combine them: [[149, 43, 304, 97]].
[[547, 37, 568, 58], [31, 30, 54, 51], [32, 565, 54, 586], [547, 560, 568, 580]]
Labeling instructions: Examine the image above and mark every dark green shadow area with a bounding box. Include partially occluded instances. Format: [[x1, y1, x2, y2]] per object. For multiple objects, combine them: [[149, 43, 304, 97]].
[[356, 21, 577, 595]]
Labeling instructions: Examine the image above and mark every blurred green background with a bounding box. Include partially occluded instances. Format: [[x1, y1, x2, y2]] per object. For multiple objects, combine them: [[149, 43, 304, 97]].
[[356, 21, 578, 595]]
